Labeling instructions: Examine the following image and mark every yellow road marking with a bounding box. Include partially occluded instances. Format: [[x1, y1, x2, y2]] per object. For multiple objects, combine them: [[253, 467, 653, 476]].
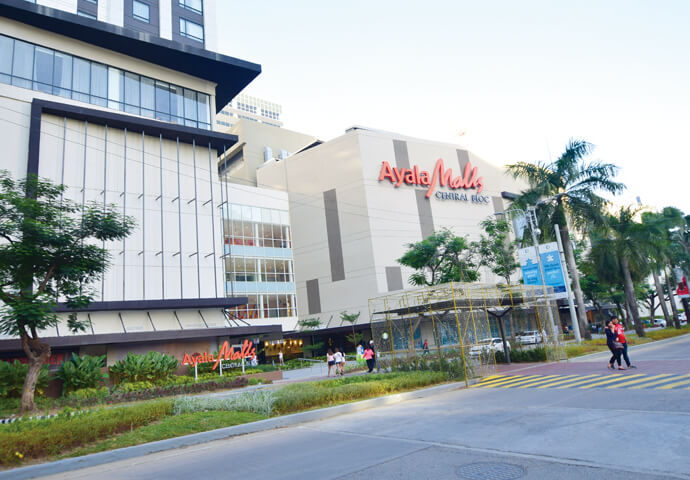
[[501, 375, 560, 388], [554, 375, 610, 389], [630, 374, 690, 389], [473, 375, 522, 387], [476, 375, 541, 388], [604, 374, 673, 389], [516, 375, 578, 388], [536, 374, 599, 389], [656, 377, 690, 390], [578, 374, 644, 389]]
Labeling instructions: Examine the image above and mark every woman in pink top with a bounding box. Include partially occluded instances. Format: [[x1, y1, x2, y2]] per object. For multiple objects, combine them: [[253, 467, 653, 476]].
[[363, 346, 375, 373]]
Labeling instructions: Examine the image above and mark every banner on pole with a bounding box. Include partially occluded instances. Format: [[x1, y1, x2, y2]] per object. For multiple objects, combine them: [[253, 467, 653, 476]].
[[518, 242, 567, 299]]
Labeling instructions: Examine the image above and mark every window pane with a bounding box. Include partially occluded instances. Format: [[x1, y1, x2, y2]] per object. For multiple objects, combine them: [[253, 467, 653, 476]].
[[180, 18, 204, 42], [90, 62, 107, 106], [133, 0, 150, 22], [124, 71, 140, 114], [33, 46, 53, 93], [52, 51, 72, 97], [197, 92, 210, 126], [183, 88, 197, 121], [179, 0, 202, 14], [140, 76, 155, 117], [155, 80, 170, 121], [107, 67, 124, 110], [72, 57, 90, 102], [0, 36, 13, 83], [12, 39, 34, 89], [170, 85, 184, 124]]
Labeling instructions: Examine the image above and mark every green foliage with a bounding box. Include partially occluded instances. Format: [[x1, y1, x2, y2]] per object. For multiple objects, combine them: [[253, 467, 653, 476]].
[[108, 352, 178, 385], [172, 391, 276, 417], [495, 347, 547, 363], [0, 360, 50, 398], [65, 387, 109, 404], [398, 228, 478, 286], [0, 400, 172, 465], [297, 317, 321, 331], [389, 355, 468, 380], [55, 354, 106, 394], [473, 217, 519, 284], [273, 371, 447, 414]]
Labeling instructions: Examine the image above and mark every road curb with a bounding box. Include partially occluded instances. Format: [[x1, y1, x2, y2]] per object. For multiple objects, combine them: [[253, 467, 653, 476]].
[[1, 382, 464, 479]]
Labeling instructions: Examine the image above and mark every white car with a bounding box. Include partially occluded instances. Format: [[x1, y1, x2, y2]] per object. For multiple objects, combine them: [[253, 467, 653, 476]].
[[652, 318, 667, 328], [469, 338, 511, 356], [516, 330, 542, 345]]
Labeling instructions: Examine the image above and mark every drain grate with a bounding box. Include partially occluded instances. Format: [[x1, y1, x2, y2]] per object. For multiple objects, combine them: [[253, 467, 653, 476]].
[[456, 462, 526, 480]]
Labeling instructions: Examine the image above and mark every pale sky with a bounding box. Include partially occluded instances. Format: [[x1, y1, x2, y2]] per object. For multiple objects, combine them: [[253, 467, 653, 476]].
[[216, 0, 690, 213]]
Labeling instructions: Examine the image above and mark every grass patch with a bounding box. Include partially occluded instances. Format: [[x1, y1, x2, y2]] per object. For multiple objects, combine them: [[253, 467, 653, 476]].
[[61, 410, 265, 458]]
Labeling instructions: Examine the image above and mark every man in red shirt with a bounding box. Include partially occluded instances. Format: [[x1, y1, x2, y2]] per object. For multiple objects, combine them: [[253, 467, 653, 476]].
[[612, 316, 635, 369]]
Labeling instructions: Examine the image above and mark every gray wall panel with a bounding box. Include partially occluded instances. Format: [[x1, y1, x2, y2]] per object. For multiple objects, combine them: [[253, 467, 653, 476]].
[[385, 266, 404, 292], [306, 279, 321, 314], [323, 189, 345, 281], [456, 149, 469, 172], [394, 139, 434, 239]]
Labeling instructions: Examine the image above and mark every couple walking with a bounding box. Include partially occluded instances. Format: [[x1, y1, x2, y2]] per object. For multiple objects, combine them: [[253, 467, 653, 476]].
[[605, 316, 635, 370], [327, 348, 345, 376]]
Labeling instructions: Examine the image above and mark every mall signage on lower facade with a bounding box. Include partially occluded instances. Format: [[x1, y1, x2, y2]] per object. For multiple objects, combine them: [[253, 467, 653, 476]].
[[182, 339, 256, 370], [378, 158, 484, 198]]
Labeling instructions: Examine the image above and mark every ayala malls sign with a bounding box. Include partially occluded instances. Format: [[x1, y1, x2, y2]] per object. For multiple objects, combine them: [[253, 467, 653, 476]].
[[182, 339, 256, 370], [378, 158, 487, 202]]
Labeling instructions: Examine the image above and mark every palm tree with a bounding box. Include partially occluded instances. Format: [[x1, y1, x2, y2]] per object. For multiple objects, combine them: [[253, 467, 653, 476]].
[[507, 139, 625, 340], [603, 206, 661, 337]]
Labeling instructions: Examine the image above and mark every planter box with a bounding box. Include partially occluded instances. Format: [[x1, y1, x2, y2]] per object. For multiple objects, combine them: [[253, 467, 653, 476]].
[[245, 370, 282, 382]]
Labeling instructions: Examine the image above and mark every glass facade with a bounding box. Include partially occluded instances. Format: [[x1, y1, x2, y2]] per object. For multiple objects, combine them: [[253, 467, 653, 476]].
[[179, 18, 204, 42], [0, 34, 212, 129], [224, 202, 297, 322]]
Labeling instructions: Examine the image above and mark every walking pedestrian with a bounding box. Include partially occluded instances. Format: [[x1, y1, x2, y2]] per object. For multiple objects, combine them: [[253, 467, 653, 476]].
[[363, 344, 375, 373], [333, 347, 344, 376], [612, 316, 636, 369], [326, 348, 335, 377], [278, 350, 284, 366], [605, 319, 623, 370]]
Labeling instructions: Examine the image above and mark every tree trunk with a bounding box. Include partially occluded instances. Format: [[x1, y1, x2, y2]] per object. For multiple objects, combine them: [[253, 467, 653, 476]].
[[653, 269, 672, 325], [682, 298, 690, 326], [20, 333, 51, 413], [665, 268, 681, 329], [621, 256, 645, 337], [560, 227, 591, 339]]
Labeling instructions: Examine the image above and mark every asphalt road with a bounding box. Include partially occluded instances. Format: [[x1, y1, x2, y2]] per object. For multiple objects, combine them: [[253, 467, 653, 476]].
[[40, 335, 690, 480]]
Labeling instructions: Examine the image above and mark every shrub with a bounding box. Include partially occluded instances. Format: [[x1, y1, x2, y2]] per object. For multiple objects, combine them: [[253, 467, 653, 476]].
[[65, 387, 109, 404], [0, 360, 50, 398], [55, 353, 107, 394], [0, 400, 173, 465], [495, 347, 547, 363], [109, 352, 178, 384], [173, 390, 276, 417]]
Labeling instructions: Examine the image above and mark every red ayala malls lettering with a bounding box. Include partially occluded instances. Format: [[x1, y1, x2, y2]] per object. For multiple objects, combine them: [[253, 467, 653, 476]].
[[182, 339, 256, 370], [377, 158, 484, 198]]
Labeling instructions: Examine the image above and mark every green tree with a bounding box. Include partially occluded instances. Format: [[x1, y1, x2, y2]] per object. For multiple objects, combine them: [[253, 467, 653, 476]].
[[297, 317, 323, 356], [473, 217, 519, 284], [398, 228, 478, 286], [0, 172, 134, 412], [340, 311, 362, 350], [506, 139, 625, 340]]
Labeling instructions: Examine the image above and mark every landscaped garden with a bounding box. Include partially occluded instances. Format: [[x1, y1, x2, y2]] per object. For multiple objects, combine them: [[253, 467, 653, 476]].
[[0, 370, 450, 467]]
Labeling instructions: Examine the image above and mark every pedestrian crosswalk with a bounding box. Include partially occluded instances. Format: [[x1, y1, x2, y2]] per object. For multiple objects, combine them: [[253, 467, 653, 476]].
[[473, 373, 690, 390]]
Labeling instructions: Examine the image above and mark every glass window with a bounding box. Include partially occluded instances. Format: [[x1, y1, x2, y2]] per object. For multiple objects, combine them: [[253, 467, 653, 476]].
[[77, 10, 97, 19], [179, 17, 204, 42], [107, 67, 124, 111], [52, 51, 72, 98], [179, 0, 202, 14], [90, 62, 107, 106], [154, 80, 170, 121], [183, 88, 197, 126], [197, 92, 210, 128], [133, 0, 150, 23], [72, 57, 90, 103], [33, 46, 53, 93], [170, 84, 184, 124], [124, 71, 140, 114], [140, 76, 155, 118], [12, 39, 33, 89], [0, 36, 12, 82]]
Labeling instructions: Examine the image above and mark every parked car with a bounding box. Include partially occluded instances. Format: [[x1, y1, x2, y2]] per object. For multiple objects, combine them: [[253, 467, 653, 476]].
[[652, 318, 667, 328], [469, 338, 511, 356], [678, 313, 687, 325], [516, 330, 542, 345]]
